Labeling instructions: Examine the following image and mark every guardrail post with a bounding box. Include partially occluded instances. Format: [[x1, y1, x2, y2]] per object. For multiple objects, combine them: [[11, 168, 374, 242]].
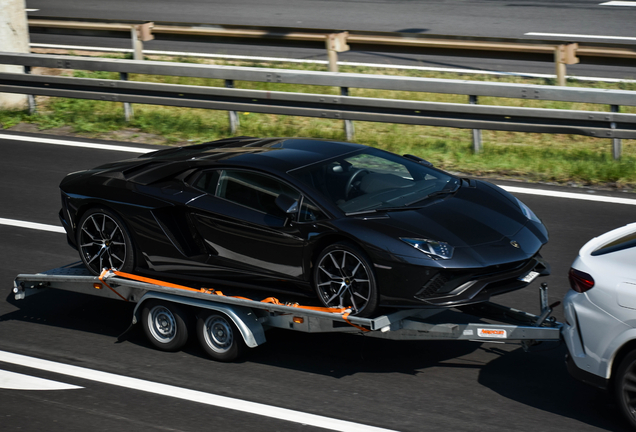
[[226, 79, 240, 134], [554, 43, 579, 86], [611, 105, 622, 160], [24, 65, 36, 114], [341, 86, 354, 140], [469, 95, 482, 153], [123, 23, 154, 122], [120, 72, 133, 121], [326, 33, 354, 140]]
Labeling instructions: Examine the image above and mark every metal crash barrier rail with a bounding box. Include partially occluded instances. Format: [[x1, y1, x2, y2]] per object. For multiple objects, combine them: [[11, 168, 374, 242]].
[[1, 52, 635, 158]]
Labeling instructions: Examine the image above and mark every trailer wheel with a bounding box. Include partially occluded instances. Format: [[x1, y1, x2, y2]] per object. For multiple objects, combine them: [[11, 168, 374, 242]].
[[77, 207, 134, 275], [141, 300, 190, 352], [314, 242, 378, 317], [615, 350, 636, 428], [197, 311, 245, 362]]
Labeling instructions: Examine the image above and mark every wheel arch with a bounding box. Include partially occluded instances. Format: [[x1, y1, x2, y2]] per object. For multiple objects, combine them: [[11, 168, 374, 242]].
[[308, 233, 376, 273], [609, 338, 636, 392], [133, 292, 266, 348]]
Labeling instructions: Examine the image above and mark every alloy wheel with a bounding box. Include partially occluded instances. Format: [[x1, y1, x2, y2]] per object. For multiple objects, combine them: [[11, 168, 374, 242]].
[[79, 212, 127, 274], [315, 249, 372, 314]]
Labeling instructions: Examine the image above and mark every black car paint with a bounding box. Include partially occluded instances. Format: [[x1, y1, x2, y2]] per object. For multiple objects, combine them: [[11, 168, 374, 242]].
[[60, 137, 549, 309]]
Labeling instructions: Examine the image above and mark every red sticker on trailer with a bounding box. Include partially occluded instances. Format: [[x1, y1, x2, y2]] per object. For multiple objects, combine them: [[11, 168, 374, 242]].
[[478, 328, 507, 338]]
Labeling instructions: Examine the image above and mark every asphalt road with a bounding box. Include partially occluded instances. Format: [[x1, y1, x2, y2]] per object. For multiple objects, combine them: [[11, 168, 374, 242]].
[[25, 0, 636, 39], [24, 0, 636, 80], [1, 132, 635, 431]]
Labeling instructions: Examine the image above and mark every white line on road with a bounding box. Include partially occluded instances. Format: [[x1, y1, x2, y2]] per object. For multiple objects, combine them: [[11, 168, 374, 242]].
[[0, 350, 396, 432], [25, 9, 40, 12], [0, 133, 151, 153], [599, 1, 636, 6], [500, 185, 636, 206], [2, 133, 636, 219], [525, 32, 636, 41], [0, 369, 82, 390], [0, 218, 65, 233], [29, 43, 636, 84]]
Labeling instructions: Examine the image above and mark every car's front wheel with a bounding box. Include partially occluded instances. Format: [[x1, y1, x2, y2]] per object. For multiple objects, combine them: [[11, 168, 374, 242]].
[[313, 242, 378, 317], [77, 207, 134, 275]]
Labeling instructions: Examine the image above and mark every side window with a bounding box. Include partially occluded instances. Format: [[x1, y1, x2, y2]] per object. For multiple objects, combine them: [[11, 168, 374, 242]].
[[194, 170, 221, 194], [299, 197, 326, 223], [218, 170, 300, 218]]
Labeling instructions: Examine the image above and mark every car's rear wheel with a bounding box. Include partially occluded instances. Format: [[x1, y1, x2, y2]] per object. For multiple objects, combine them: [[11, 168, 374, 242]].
[[615, 351, 636, 428], [77, 208, 134, 275], [314, 242, 378, 317]]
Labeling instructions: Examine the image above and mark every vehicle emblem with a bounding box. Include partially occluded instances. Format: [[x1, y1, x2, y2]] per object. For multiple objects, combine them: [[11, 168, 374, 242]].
[[510, 240, 520, 249]]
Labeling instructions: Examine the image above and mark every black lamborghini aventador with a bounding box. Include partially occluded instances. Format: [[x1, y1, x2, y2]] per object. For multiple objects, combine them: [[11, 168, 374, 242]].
[[59, 136, 549, 316]]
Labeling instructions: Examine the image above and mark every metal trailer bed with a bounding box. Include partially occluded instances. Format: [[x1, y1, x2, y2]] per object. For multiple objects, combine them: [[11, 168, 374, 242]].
[[13, 263, 562, 362]]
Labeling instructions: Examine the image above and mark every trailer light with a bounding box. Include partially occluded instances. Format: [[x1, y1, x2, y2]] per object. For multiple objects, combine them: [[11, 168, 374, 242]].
[[93, 283, 103, 290], [293, 316, 304, 324]]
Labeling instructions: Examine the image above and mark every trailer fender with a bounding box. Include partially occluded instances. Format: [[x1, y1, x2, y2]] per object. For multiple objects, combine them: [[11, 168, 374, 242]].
[[133, 292, 266, 348]]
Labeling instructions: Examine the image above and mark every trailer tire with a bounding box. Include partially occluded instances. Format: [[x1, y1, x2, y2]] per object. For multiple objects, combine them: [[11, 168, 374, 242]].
[[197, 311, 245, 362], [77, 207, 134, 276], [141, 300, 190, 352]]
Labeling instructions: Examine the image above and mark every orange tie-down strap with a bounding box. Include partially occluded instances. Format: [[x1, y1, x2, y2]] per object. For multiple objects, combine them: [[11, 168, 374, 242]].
[[99, 269, 370, 332]]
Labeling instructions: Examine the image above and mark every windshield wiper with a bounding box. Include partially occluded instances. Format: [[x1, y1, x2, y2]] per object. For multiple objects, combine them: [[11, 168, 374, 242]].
[[346, 205, 423, 216], [403, 184, 460, 207]]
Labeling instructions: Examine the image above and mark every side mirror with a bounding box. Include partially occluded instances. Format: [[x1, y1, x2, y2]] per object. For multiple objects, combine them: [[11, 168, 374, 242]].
[[403, 154, 433, 167], [275, 194, 299, 214]]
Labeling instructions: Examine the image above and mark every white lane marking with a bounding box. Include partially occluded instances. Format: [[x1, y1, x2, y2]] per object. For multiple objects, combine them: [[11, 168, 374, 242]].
[[29, 44, 636, 84], [600, 1, 636, 5], [25, 9, 40, 12], [525, 32, 636, 41], [0, 369, 82, 390], [3, 134, 636, 209], [0, 133, 151, 153], [0, 218, 65, 233], [0, 350, 396, 432], [500, 185, 636, 205]]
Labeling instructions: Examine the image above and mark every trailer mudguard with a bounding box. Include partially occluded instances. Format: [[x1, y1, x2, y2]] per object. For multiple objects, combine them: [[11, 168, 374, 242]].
[[133, 292, 266, 348]]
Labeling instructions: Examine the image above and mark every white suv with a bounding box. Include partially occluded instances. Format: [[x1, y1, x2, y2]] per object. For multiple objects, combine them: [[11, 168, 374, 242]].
[[563, 222, 636, 428]]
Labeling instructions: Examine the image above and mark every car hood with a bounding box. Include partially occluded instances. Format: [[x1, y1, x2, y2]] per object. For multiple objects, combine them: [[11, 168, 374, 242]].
[[388, 187, 523, 247], [342, 181, 548, 266]]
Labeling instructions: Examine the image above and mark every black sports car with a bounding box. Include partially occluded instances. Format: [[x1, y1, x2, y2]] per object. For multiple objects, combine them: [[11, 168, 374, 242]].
[[59, 137, 549, 317]]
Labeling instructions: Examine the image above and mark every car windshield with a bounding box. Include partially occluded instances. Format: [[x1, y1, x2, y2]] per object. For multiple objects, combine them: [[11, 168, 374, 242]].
[[289, 148, 460, 214]]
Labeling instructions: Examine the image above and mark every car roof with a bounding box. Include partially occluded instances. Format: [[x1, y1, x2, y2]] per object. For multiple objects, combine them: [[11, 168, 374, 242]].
[[142, 137, 366, 173]]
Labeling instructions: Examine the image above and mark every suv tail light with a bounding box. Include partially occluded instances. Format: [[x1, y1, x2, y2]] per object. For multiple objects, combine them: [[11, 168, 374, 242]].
[[568, 268, 595, 293]]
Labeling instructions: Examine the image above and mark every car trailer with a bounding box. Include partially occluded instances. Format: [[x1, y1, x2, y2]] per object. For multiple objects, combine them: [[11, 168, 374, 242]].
[[13, 263, 562, 362]]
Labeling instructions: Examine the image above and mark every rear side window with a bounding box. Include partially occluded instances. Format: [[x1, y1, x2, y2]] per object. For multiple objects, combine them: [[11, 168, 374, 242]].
[[592, 231, 636, 256], [194, 170, 221, 194]]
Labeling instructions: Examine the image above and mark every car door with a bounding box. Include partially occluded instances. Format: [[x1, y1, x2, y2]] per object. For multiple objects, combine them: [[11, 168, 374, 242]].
[[185, 168, 321, 282]]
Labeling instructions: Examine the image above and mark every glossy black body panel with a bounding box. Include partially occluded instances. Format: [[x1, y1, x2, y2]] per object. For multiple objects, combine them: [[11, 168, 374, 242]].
[[59, 137, 549, 309]]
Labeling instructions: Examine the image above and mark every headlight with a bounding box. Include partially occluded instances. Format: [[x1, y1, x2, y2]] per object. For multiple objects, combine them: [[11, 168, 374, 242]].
[[400, 238, 454, 260], [515, 197, 541, 224]]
